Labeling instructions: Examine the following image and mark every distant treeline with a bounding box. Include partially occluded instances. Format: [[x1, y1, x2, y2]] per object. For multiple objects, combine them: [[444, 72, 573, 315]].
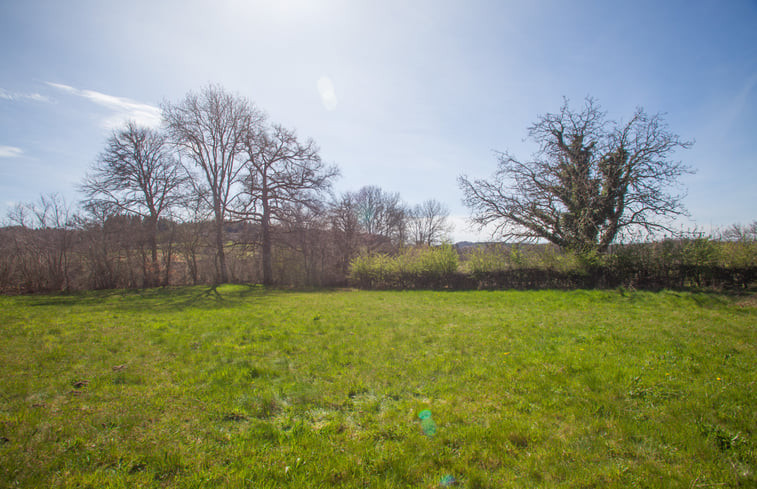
[[3, 212, 755, 294], [4, 84, 753, 294], [0, 215, 372, 293], [1, 183, 453, 293]]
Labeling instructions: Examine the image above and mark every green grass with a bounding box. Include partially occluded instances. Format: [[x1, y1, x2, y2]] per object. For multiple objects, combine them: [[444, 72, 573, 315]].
[[0, 286, 755, 488]]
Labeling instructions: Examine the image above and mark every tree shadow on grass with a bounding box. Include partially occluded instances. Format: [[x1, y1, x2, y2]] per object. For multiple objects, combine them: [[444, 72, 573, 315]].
[[19, 284, 284, 312], [113, 284, 355, 311], [125, 284, 283, 312]]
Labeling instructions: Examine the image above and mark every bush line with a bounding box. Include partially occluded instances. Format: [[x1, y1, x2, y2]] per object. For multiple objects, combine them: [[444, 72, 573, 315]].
[[349, 240, 757, 291]]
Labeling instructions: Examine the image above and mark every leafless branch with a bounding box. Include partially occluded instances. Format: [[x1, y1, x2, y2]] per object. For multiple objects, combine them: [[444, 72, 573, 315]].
[[460, 97, 693, 252]]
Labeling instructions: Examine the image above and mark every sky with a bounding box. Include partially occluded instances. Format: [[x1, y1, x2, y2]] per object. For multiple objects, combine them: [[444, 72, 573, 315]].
[[0, 0, 755, 242]]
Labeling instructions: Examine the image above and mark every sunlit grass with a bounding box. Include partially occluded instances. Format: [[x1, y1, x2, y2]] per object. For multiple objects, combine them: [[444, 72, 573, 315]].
[[0, 286, 755, 488]]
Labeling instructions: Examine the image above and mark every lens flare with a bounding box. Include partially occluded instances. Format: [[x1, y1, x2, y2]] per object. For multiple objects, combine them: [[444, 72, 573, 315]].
[[440, 474, 456, 486], [418, 409, 437, 436], [317, 76, 338, 111]]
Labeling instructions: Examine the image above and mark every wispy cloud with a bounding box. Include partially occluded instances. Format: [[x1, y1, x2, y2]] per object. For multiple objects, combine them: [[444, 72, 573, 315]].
[[44, 82, 76, 94], [0, 87, 51, 103], [45, 82, 161, 129], [0, 146, 24, 158]]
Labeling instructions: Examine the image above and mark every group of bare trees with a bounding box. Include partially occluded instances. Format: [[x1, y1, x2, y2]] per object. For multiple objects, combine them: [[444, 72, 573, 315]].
[[0, 84, 453, 292], [3, 91, 707, 293], [3, 194, 77, 291]]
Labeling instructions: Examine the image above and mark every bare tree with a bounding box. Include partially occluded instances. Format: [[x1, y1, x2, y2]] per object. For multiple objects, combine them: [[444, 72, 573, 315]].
[[163, 84, 263, 283], [175, 190, 212, 285], [409, 199, 453, 246], [278, 201, 332, 286], [239, 123, 339, 285], [350, 186, 408, 249], [6, 193, 77, 291], [80, 122, 186, 286], [722, 221, 757, 242], [329, 192, 362, 276], [459, 97, 693, 253]]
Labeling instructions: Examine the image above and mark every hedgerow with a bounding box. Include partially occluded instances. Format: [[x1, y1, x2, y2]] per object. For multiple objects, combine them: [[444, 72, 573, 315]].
[[350, 239, 756, 290]]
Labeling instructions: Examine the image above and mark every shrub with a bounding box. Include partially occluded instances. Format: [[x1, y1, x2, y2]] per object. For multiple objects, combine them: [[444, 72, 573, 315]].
[[349, 244, 459, 288], [719, 240, 757, 269], [467, 244, 586, 275], [351, 238, 756, 291]]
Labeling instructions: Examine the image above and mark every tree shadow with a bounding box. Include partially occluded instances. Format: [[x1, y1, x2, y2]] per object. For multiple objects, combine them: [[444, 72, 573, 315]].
[[133, 284, 280, 311], [16, 284, 285, 312]]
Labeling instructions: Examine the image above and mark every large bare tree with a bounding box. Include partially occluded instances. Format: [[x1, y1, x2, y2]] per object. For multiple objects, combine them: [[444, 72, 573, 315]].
[[163, 85, 263, 283], [459, 97, 693, 253], [80, 122, 186, 286], [240, 123, 339, 285]]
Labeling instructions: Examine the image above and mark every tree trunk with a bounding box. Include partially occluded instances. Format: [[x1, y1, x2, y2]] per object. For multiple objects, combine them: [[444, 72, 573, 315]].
[[215, 224, 227, 284], [214, 204, 228, 284], [261, 190, 273, 286], [162, 222, 174, 286], [146, 216, 159, 287]]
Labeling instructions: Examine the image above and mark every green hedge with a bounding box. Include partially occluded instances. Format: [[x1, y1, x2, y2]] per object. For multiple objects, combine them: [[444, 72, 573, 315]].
[[349, 240, 757, 291], [350, 244, 459, 288]]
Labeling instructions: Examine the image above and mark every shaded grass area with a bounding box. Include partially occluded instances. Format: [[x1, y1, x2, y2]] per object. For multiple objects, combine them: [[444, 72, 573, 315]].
[[0, 286, 755, 488]]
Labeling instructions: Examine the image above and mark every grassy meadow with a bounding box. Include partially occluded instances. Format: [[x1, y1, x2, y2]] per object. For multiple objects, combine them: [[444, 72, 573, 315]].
[[0, 286, 755, 488]]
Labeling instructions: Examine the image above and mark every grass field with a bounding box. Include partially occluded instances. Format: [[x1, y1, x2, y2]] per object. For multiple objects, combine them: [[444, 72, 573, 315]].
[[0, 286, 755, 488]]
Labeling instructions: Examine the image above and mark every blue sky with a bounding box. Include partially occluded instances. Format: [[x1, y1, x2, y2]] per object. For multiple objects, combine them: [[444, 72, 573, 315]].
[[1, 0, 755, 241]]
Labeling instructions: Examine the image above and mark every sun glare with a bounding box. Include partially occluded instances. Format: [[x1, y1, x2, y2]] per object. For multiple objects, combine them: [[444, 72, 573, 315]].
[[318, 75, 338, 111]]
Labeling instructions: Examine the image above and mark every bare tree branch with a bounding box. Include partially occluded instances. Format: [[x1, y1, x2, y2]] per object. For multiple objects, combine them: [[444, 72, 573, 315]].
[[237, 122, 339, 285], [459, 97, 693, 253], [409, 199, 453, 246], [80, 122, 187, 286], [162, 84, 263, 283]]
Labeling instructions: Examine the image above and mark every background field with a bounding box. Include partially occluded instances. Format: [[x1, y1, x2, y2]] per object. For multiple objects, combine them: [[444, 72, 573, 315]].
[[0, 287, 755, 488]]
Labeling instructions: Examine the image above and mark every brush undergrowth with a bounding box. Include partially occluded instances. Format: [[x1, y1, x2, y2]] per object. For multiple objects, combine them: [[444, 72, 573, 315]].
[[351, 245, 459, 287], [0, 286, 755, 488]]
